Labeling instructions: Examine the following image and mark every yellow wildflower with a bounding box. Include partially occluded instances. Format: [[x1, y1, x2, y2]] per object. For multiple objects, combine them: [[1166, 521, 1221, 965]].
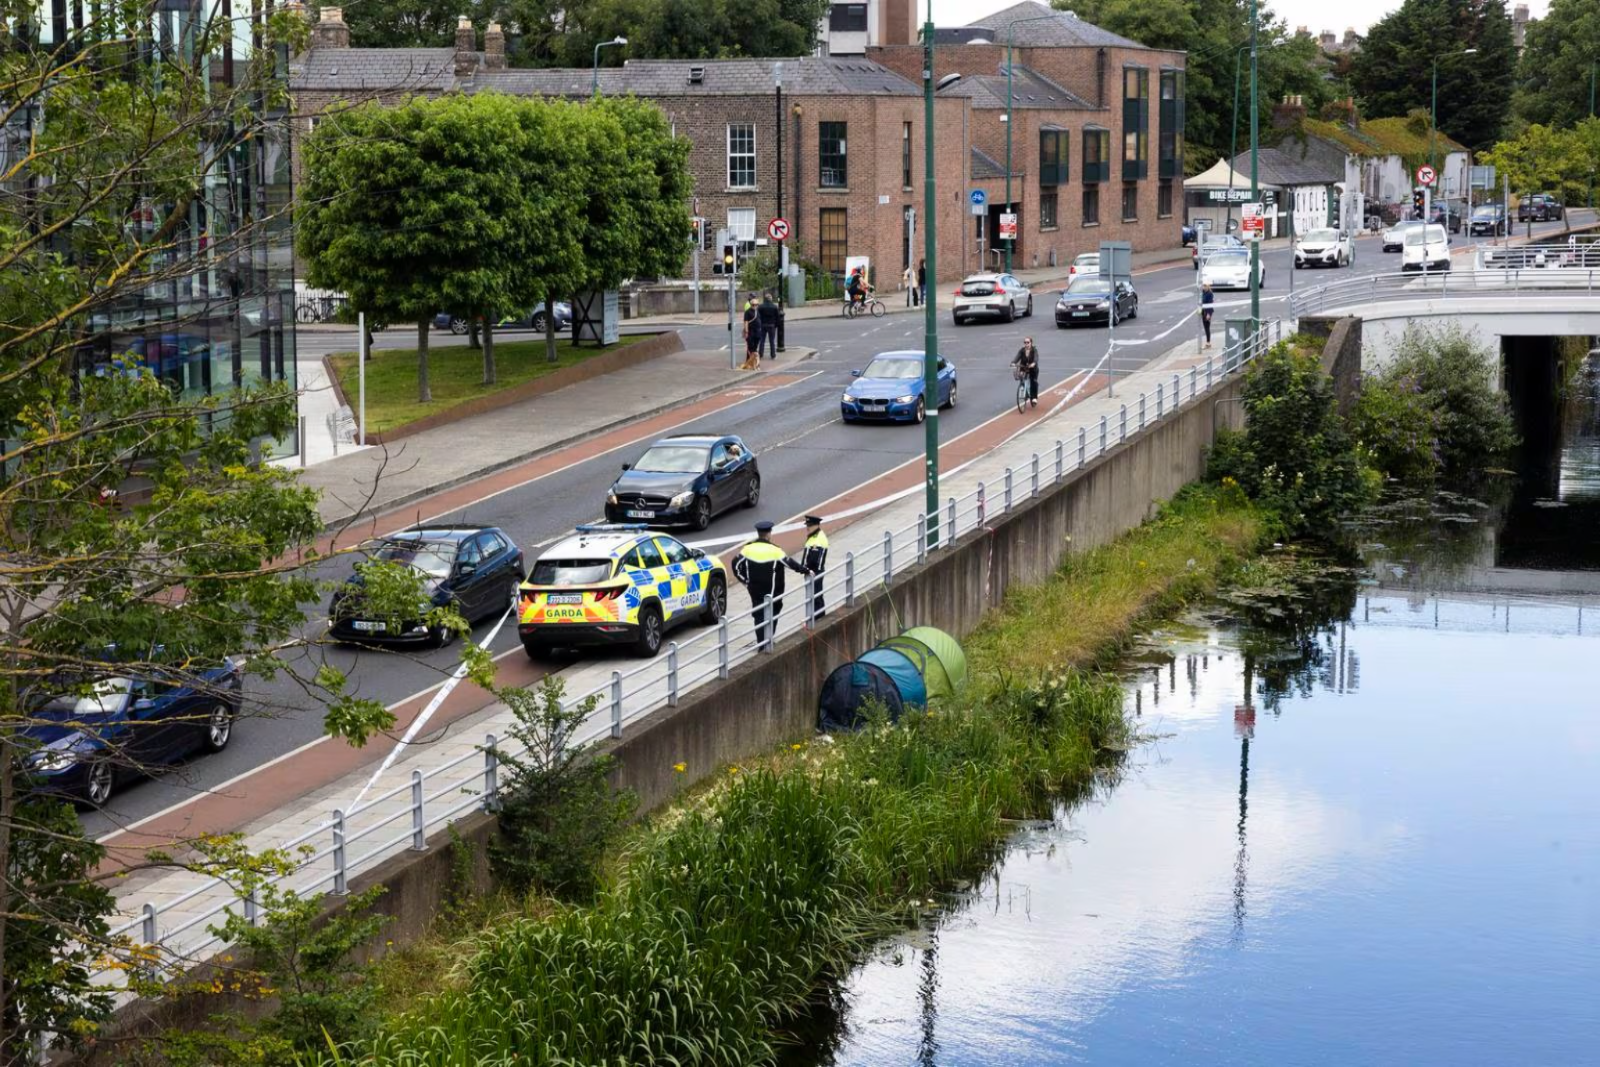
[[672, 762, 687, 773]]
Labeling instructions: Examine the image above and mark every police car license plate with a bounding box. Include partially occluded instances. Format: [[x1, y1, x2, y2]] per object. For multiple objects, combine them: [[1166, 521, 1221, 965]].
[[352, 620, 386, 632], [545, 594, 582, 604], [626, 509, 653, 518]]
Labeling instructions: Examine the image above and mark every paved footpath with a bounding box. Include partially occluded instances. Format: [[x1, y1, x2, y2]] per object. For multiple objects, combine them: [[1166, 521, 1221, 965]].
[[105, 319, 1273, 980]]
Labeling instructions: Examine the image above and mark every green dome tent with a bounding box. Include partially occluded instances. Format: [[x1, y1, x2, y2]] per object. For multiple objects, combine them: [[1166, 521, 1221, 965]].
[[876, 626, 967, 699]]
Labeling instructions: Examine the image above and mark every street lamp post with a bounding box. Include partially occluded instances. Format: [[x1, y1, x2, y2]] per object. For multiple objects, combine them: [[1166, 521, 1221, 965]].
[[1004, 13, 1057, 273], [1224, 45, 1249, 236], [1249, 0, 1259, 329], [592, 36, 627, 95], [922, 16, 953, 547], [1429, 47, 1477, 219]]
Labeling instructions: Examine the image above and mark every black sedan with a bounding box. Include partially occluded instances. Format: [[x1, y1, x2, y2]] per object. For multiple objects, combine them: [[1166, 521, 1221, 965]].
[[330, 526, 524, 646], [1055, 276, 1138, 327], [1469, 207, 1508, 236], [604, 435, 760, 531]]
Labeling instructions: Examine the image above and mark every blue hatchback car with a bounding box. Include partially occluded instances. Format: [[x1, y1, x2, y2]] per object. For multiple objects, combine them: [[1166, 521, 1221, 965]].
[[841, 352, 957, 424], [24, 657, 244, 806]]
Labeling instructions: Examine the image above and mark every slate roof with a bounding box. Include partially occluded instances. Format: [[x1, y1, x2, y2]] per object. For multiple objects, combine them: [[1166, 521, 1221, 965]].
[[941, 65, 1095, 110], [466, 56, 920, 97], [1214, 147, 1342, 186], [966, 1, 1149, 50], [971, 147, 1020, 179], [290, 47, 460, 92]]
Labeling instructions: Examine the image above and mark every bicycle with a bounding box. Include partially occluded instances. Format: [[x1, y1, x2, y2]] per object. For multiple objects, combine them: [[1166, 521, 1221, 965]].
[[842, 294, 885, 319], [1014, 367, 1030, 414]]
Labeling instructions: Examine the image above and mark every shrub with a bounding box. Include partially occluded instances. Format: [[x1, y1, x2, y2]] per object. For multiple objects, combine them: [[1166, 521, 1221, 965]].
[[1352, 367, 1442, 483]]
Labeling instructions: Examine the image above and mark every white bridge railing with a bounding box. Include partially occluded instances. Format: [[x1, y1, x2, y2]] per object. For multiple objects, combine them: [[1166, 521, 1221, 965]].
[[1291, 263, 1600, 319], [99, 321, 1285, 995]]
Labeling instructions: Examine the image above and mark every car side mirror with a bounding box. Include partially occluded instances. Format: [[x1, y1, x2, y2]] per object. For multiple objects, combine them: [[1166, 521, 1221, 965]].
[[456, 562, 477, 578], [689, 547, 706, 559], [850, 369, 861, 377], [620, 463, 631, 471]]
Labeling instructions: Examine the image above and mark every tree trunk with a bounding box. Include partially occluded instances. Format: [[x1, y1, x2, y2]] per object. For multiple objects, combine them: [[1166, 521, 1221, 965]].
[[417, 319, 432, 403], [545, 295, 559, 363], [468, 319, 482, 350], [482, 317, 497, 385]]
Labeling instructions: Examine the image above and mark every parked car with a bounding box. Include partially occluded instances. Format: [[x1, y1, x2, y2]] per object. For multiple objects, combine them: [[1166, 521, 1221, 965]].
[[330, 526, 525, 646], [1517, 193, 1564, 222], [1381, 220, 1426, 252], [1181, 224, 1197, 247], [1055, 276, 1138, 327], [1193, 233, 1245, 269], [1401, 224, 1451, 272], [1469, 205, 1508, 237], [23, 656, 244, 806], [433, 302, 573, 336], [1068, 252, 1100, 280], [841, 351, 956, 424], [1198, 247, 1265, 291], [604, 435, 760, 530], [952, 272, 1033, 324], [1293, 228, 1354, 269]]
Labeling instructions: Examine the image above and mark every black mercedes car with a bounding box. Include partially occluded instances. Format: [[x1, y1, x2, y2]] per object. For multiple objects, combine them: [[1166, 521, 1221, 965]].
[[604, 435, 761, 530], [330, 526, 524, 646], [1055, 276, 1138, 327]]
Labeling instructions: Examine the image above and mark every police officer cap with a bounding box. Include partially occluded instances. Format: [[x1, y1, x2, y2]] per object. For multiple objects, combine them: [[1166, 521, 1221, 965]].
[[804, 514, 823, 526], [754, 520, 775, 533]]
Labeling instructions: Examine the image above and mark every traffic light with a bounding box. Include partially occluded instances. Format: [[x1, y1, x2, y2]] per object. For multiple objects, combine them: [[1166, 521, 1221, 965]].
[[689, 218, 702, 247], [722, 243, 737, 274], [1413, 188, 1426, 219]]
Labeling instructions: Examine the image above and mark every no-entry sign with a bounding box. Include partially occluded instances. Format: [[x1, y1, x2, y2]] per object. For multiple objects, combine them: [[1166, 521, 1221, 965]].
[[767, 217, 790, 241], [1417, 165, 1436, 187]]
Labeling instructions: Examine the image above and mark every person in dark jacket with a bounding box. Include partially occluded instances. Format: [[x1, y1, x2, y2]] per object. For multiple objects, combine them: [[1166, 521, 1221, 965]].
[[742, 295, 760, 370], [732, 520, 805, 649], [1199, 283, 1215, 348], [1012, 338, 1040, 408], [800, 514, 829, 618], [917, 259, 927, 306], [757, 292, 780, 360]]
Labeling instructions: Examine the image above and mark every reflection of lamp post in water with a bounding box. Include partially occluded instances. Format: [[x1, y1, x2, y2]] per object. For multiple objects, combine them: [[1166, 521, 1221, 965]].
[[1232, 653, 1256, 937], [918, 927, 941, 1066]]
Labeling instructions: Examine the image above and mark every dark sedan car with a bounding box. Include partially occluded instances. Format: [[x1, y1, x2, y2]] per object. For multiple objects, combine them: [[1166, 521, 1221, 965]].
[[1469, 206, 1508, 236], [1518, 193, 1563, 222], [604, 435, 760, 530], [24, 657, 244, 806], [435, 302, 573, 335], [1055, 276, 1138, 327], [330, 526, 525, 646]]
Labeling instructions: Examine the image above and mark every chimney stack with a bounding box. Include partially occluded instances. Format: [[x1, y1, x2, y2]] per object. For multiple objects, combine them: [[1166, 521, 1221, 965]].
[[454, 16, 477, 76], [311, 5, 350, 49], [485, 21, 506, 70]]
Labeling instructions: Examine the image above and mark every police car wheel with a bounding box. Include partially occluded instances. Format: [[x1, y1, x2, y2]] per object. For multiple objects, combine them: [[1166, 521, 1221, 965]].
[[700, 577, 727, 624], [635, 604, 664, 657], [692, 495, 713, 531]]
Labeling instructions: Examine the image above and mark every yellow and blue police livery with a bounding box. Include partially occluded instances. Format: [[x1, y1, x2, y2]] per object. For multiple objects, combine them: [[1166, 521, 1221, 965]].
[[517, 524, 727, 659]]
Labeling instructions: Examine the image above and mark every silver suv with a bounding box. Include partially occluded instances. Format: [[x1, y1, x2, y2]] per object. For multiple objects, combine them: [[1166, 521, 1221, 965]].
[[952, 272, 1033, 325]]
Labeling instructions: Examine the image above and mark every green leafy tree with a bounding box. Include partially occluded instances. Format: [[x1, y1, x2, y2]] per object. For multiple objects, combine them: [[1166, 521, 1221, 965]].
[[1513, 0, 1600, 129], [517, 0, 830, 67], [1349, 0, 1516, 151], [340, 0, 494, 47], [1480, 121, 1591, 205]]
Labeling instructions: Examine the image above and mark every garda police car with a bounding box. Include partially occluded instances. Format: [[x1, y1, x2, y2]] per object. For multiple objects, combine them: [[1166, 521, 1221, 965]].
[[517, 524, 728, 659]]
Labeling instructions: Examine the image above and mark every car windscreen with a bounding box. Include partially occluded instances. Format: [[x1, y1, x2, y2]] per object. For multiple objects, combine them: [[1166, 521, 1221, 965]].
[[1472, 207, 1499, 217], [375, 540, 455, 578], [960, 278, 997, 294], [1207, 250, 1249, 264], [1065, 277, 1111, 295], [531, 559, 613, 585], [37, 677, 131, 718], [861, 358, 922, 380], [633, 445, 710, 473], [1304, 229, 1339, 243], [1074, 255, 1098, 267]]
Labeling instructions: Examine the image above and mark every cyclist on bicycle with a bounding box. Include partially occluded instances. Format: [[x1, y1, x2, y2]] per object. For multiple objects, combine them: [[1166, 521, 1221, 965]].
[[1012, 338, 1040, 409], [846, 267, 871, 310]]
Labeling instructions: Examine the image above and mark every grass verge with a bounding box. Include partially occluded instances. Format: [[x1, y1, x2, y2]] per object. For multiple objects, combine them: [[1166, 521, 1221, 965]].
[[326, 335, 649, 435], [330, 485, 1266, 1066]]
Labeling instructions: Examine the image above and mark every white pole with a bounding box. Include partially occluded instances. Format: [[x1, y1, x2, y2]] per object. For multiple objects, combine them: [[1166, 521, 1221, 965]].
[[357, 312, 367, 446]]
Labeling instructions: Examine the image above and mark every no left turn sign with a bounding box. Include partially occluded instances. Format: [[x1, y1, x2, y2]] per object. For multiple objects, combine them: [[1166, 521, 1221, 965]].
[[767, 217, 790, 241]]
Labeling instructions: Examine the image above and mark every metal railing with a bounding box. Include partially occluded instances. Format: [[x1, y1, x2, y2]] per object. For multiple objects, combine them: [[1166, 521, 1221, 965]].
[[99, 320, 1286, 993], [1290, 265, 1600, 319]]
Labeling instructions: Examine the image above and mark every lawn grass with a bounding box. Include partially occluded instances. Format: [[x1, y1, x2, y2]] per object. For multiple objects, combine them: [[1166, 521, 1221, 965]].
[[326, 334, 649, 435]]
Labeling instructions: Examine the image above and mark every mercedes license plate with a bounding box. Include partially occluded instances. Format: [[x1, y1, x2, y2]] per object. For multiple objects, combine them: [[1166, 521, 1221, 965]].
[[545, 594, 583, 605], [626, 509, 653, 518], [352, 620, 386, 632]]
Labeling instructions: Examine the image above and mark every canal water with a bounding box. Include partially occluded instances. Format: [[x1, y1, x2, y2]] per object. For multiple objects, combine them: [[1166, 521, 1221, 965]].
[[787, 362, 1600, 1066]]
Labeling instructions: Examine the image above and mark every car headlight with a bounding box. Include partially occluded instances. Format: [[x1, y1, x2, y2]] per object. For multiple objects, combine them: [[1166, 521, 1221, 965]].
[[842, 392, 855, 405], [669, 490, 695, 509], [1095, 299, 1109, 308], [893, 394, 917, 405], [30, 736, 86, 773], [606, 489, 618, 505]]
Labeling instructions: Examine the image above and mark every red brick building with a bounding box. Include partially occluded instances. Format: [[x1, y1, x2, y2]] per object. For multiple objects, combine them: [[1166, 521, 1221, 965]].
[[289, 0, 1184, 291]]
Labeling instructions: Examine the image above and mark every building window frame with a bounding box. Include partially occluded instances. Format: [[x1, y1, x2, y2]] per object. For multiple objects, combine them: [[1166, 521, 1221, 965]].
[[1040, 189, 1059, 229], [727, 122, 756, 191], [829, 3, 867, 32], [819, 206, 848, 274], [902, 121, 913, 188], [1121, 181, 1138, 222], [728, 207, 757, 246], [1039, 127, 1068, 186], [1158, 67, 1185, 180], [1158, 180, 1173, 219], [1121, 66, 1149, 180], [1083, 185, 1100, 227], [1083, 125, 1110, 184], [819, 121, 848, 188]]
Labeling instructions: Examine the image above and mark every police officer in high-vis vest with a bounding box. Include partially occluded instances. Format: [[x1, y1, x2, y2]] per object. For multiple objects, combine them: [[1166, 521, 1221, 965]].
[[801, 514, 829, 618], [732, 520, 805, 649]]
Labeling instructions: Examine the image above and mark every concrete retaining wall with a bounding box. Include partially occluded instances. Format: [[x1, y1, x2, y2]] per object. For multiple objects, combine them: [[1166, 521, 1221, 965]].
[[1300, 314, 1363, 414]]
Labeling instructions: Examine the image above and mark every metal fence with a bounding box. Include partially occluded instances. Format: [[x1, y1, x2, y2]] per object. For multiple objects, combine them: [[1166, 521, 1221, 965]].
[[98, 320, 1285, 993], [1290, 261, 1600, 319]]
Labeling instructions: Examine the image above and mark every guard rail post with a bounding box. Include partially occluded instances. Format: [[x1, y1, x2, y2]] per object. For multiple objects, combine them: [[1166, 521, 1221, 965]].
[[1077, 427, 1086, 466], [1206, 358, 1214, 389], [1173, 373, 1181, 407], [946, 497, 957, 546], [140, 904, 160, 981], [883, 531, 894, 580], [244, 888, 259, 927], [332, 810, 347, 895], [410, 770, 425, 851], [1156, 382, 1164, 418], [667, 642, 680, 703], [1139, 393, 1147, 429], [977, 482, 987, 523], [717, 618, 731, 677], [1055, 440, 1064, 480], [1030, 453, 1040, 496], [914, 513, 927, 564], [761, 594, 775, 651], [1003, 468, 1013, 510], [1119, 404, 1127, 441], [844, 553, 856, 606], [1190, 365, 1198, 400], [483, 733, 499, 810], [609, 671, 623, 736], [1099, 415, 1107, 452]]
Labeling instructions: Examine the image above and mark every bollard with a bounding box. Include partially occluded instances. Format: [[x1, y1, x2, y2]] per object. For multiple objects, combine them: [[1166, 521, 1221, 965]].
[[1120, 404, 1127, 441], [410, 770, 426, 851], [483, 733, 499, 810], [717, 618, 731, 677], [1099, 415, 1107, 452], [610, 671, 623, 737], [666, 642, 680, 703], [883, 531, 894, 580], [946, 497, 957, 547], [1030, 454, 1040, 496], [844, 552, 856, 605], [332, 810, 347, 895], [298, 416, 308, 469], [1055, 439, 1064, 480], [1077, 427, 1086, 466], [1003, 467, 1014, 510]]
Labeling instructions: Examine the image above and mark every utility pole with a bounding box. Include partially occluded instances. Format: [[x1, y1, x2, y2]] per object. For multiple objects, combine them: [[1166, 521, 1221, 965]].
[[1003, 14, 1054, 273], [1226, 46, 1246, 235], [1249, 0, 1260, 331], [922, 7, 941, 547]]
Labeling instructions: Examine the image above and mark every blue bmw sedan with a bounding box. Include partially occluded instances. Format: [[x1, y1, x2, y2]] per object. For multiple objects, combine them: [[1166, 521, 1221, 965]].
[[841, 352, 957, 424]]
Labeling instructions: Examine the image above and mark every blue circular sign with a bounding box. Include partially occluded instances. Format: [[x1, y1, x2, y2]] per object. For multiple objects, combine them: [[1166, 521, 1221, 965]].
[[970, 189, 987, 206]]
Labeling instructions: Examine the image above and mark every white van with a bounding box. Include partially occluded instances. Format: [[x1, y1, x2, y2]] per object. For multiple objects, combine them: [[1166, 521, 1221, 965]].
[[1401, 224, 1451, 272]]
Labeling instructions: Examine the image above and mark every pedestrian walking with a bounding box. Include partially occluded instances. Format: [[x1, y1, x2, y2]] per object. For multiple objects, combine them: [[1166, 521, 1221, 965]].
[[732, 520, 805, 650], [1200, 283, 1215, 348], [916, 259, 927, 306], [1011, 337, 1040, 408], [742, 294, 761, 370], [800, 514, 829, 619], [757, 291, 780, 360], [903, 265, 914, 306]]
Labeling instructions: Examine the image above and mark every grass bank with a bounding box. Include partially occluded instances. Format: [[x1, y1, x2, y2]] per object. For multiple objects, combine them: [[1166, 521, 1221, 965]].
[[327, 335, 648, 435], [317, 485, 1266, 1066]]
